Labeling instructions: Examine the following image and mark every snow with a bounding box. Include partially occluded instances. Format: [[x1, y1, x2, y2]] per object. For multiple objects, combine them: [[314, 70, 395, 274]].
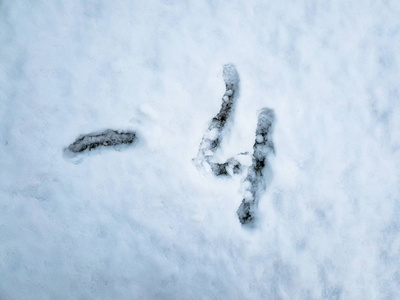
[[207, 128, 219, 141], [256, 135, 264, 144], [225, 90, 233, 97], [1, 0, 400, 299]]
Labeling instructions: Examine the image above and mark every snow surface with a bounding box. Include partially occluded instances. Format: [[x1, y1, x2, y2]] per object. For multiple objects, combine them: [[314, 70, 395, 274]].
[[1, 0, 400, 299]]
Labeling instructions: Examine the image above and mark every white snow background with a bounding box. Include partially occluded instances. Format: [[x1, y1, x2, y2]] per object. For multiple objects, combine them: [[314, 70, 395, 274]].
[[1, 1, 400, 299]]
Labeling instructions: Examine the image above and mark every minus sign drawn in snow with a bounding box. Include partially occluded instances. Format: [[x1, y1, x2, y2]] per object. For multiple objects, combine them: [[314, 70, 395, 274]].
[[63, 129, 137, 163]]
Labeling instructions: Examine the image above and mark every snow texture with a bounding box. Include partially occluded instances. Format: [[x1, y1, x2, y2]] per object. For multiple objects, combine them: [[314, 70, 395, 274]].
[[2, 1, 400, 299], [237, 108, 275, 225]]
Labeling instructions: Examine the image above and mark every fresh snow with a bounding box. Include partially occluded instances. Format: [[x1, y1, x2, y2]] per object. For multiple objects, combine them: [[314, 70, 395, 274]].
[[1, 1, 400, 299]]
